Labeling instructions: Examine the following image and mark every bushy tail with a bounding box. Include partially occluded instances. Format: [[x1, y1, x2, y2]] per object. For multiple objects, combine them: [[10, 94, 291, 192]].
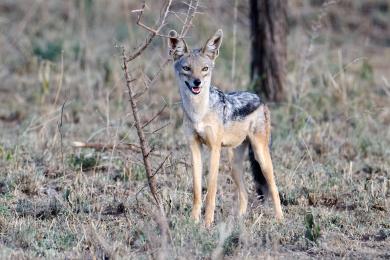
[[248, 143, 268, 199]]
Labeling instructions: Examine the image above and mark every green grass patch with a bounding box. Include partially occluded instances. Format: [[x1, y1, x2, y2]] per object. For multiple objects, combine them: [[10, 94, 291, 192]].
[[68, 153, 99, 171]]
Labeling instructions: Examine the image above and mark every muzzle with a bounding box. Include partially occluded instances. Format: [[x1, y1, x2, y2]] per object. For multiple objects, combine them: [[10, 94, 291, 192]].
[[185, 79, 202, 95]]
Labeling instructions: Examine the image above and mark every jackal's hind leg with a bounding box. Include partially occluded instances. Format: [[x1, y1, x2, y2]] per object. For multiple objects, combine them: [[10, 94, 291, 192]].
[[248, 134, 283, 220], [228, 143, 248, 216]]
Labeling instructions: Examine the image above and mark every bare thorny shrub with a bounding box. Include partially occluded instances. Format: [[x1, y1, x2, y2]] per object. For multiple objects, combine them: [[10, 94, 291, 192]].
[[74, 0, 199, 255]]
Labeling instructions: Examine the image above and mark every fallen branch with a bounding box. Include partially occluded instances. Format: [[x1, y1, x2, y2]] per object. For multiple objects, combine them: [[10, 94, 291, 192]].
[[72, 141, 141, 152], [72, 141, 157, 158], [72, 140, 190, 167]]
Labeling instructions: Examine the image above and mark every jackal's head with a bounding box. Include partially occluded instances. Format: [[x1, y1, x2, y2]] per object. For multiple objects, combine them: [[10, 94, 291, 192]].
[[168, 29, 223, 95]]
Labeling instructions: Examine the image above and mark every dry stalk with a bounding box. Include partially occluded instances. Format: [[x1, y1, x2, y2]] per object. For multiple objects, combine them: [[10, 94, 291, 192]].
[[295, 0, 340, 101], [54, 51, 64, 106], [57, 98, 67, 173], [85, 224, 117, 259], [231, 0, 238, 82]]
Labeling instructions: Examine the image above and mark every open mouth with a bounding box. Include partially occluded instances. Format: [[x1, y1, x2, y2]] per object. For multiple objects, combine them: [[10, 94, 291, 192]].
[[191, 86, 201, 94], [185, 81, 201, 95]]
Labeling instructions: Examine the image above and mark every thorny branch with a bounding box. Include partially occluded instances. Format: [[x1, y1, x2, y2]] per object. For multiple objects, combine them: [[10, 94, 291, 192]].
[[180, 0, 199, 37], [126, 0, 199, 62], [122, 0, 198, 206], [132, 0, 172, 38], [125, 0, 172, 62], [73, 0, 198, 207], [122, 49, 160, 205]]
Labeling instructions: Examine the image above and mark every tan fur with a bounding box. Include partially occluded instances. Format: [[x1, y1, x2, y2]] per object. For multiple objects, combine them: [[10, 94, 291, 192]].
[[184, 106, 284, 227]]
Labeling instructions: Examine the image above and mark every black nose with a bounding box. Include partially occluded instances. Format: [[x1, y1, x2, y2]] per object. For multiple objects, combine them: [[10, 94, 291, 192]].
[[193, 79, 201, 86]]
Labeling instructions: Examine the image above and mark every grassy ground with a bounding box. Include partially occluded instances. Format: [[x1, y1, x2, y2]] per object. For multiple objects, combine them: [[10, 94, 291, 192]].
[[0, 0, 389, 258]]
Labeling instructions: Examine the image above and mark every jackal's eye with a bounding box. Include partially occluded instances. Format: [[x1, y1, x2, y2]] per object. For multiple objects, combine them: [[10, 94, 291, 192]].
[[202, 66, 209, 72], [182, 66, 191, 71]]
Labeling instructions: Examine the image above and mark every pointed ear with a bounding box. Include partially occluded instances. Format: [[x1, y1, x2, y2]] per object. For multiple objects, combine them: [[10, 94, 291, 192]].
[[168, 30, 188, 61], [202, 29, 223, 60]]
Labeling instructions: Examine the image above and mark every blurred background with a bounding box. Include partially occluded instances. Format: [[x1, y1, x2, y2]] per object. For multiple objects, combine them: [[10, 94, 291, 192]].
[[0, 0, 389, 258]]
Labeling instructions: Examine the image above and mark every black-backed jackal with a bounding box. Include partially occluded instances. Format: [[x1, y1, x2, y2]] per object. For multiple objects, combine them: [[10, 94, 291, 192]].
[[168, 29, 283, 227]]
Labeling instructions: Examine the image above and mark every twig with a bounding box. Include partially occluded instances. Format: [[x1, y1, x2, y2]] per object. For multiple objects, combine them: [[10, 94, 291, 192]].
[[150, 58, 171, 85], [152, 152, 172, 177], [126, 0, 173, 62], [148, 122, 171, 135], [58, 98, 67, 173], [134, 152, 172, 211], [142, 104, 167, 129], [135, 182, 150, 210], [54, 51, 64, 106], [171, 12, 186, 25], [85, 224, 117, 259], [180, 0, 199, 37], [295, 0, 340, 101], [126, 33, 155, 63], [132, 6, 171, 38], [231, 0, 238, 82], [132, 58, 171, 100]]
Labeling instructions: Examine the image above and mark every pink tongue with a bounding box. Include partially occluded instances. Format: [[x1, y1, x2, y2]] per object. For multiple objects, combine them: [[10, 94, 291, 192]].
[[192, 87, 200, 93]]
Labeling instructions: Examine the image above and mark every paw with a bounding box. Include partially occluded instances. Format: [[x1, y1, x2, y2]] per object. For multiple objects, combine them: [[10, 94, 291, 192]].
[[204, 212, 214, 228], [191, 207, 201, 223], [238, 207, 247, 217], [275, 211, 284, 222], [238, 197, 248, 217], [204, 218, 213, 229]]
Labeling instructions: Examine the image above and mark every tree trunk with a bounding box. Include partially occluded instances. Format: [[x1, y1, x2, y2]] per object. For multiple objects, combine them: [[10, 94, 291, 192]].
[[250, 0, 287, 102]]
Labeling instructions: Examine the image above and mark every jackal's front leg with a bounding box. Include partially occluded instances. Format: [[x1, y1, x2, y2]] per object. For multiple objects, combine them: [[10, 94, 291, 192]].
[[205, 145, 221, 228], [189, 136, 202, 222]]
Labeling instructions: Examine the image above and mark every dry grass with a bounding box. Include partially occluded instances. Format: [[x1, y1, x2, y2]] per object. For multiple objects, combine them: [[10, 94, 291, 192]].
[[0, 0, 389, 258]]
